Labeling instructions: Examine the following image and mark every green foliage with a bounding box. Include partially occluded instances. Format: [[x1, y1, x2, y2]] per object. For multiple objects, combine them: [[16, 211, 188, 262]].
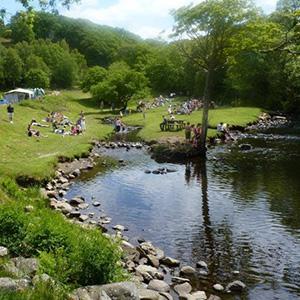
[[91, 62, 149, 108], [25, 68, 50, 88], [10, 11, 35, 43], [0, 280, 67, 300], [81, 66, 107, 92], [0, 178, 126, 286], [3, 48, 23, 88]]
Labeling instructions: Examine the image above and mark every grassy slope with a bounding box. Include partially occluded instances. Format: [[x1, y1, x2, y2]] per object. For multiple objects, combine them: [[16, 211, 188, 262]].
[[0, 90, 112, 180], [123, 105, 262, 141], [0, 91, 261, 180]]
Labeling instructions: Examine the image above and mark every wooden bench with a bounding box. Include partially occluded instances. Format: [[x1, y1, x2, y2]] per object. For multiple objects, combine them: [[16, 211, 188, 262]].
[[160, 120, 185, 131]]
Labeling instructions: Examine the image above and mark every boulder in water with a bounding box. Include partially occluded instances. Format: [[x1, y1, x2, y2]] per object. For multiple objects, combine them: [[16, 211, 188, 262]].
[[239, 144, 252, 151]]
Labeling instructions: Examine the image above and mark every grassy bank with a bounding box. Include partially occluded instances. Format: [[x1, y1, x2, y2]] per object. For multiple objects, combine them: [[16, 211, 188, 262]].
[[0, 178, 126, 297], [123, 105, 262, 141], [0, 90, 112, 181], [0, 90, 261, 181]]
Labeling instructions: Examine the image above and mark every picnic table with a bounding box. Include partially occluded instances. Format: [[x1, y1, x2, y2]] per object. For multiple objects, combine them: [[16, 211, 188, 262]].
[[160, 119, 186, 131]]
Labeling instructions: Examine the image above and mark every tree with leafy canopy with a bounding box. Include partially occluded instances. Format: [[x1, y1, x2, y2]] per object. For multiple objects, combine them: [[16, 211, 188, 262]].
[[172, 0, 258, 155], [25, 68, 50, 88], [91, 62, 149, 109], [81, 66, 107, 92], [3, 48, 23, 88]]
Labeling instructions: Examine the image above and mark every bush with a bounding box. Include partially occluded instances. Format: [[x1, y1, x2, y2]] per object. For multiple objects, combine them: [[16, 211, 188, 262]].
[[0, 178, 126, 286]]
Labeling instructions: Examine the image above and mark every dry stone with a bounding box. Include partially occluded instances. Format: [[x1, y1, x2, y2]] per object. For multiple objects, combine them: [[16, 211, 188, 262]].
[[148, 280, 170, 293]]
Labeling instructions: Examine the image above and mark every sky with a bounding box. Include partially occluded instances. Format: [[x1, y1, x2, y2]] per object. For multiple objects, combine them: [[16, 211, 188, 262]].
[[3, 0, 278, 40]]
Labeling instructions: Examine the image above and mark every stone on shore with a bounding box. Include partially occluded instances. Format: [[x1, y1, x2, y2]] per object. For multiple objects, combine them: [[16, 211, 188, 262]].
[[0, 246, 8, 257], [71, 282, 139, 300], [70, 196, 85, 206], [213, 283, 224, 292], [226, 280, 246, 292], [179, 266, 196, 277], [161, 257, 180, 268], [196, 261, 208, 269], [0, 278, 17, 291], [148, 279, 170, 292], [173, 282, 192, 296]]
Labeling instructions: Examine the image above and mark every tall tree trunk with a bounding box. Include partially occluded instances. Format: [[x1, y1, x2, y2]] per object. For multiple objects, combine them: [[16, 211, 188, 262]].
[[200, 66, 213, 156]]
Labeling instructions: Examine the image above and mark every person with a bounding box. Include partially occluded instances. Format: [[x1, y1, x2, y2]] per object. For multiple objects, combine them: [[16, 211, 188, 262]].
[[114, 117, 121, 132], [80, 116, 86, 132], [193, 123, 202, 148], [30, 119, 49, 128], [7, 104, 14, 124], [170, 113, 175, 121], [217, 122, 223, 133], [185, 122, 192, 142], [160, 115, 168, 131]]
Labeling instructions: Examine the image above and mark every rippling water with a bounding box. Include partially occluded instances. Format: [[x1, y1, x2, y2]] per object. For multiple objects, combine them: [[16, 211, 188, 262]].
[[66, 124, 300, 300]]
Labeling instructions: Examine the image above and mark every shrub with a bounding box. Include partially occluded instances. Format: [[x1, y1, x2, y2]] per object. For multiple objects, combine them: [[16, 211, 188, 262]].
[[0, 178, 126, 287], [0, 204, 28, 255]]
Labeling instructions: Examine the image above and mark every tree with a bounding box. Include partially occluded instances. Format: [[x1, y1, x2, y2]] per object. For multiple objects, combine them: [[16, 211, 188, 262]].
[[172, 0, 258, 155], [25, 68, 50, 88], [10, 11, 36, 43], [81, 66, 107, 92], [91, 62, 149, 109], [3, 48, 23, 88]]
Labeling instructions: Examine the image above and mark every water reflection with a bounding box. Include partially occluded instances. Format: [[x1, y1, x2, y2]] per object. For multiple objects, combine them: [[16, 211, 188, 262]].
[[66, 125, 300, 299]]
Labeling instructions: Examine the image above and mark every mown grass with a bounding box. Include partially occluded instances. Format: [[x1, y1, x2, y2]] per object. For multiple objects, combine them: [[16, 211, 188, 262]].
[[0, 90, 261, 181], [0, 90, 113, 181], [123, 104, 262, 141]]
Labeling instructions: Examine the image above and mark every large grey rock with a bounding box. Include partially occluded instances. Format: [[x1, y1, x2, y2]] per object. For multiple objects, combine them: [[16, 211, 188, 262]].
[[138, 288, 161, 300], [147, 255, 160, 268], [11, 257, 38, 277], [189, 291, 207, 300], [226, 280, 246, 292], [32, 273, 54, 285], [138, 242, 164, 260], [0, 246, 8, 257], [148, 280, 170, 292], [173, 282, 192, 296], [0, 278, 17, 291], [71, 282, 139, 300], [136, 265, 159, 278], [16, 278, 31, 290], [161, 257, 180, 268], [179, 266, 196, 277]]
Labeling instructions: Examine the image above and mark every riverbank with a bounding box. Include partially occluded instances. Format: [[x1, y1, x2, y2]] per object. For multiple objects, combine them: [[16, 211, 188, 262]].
[[0, 90, 261, 182]]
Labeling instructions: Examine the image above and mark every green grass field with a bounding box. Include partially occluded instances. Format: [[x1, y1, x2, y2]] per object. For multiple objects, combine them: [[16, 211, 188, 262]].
[[123, 104, 261, 141], [0, 90, 113, 180], [0, 90, 262, 181]]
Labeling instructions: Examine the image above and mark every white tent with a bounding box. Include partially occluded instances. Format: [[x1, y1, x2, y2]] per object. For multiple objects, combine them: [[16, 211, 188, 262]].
[[4, 88, 35, 104]]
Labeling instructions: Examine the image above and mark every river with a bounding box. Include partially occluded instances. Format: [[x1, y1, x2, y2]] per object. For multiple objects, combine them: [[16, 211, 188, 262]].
[[66, 122, 300, 300]]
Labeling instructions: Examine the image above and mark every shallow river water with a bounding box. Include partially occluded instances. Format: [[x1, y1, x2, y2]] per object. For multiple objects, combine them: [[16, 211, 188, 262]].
[[66, 123, 300, 300]]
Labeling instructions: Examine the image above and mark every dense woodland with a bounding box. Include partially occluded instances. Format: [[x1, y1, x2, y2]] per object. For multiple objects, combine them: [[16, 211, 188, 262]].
[[0, 0, 299, 113]]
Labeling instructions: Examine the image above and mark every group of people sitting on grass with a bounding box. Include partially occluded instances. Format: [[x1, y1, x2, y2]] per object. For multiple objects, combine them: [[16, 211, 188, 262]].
[[184, 122, 203, 148], [137, 95, 172, 112], [27, 111, 86, 138]]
